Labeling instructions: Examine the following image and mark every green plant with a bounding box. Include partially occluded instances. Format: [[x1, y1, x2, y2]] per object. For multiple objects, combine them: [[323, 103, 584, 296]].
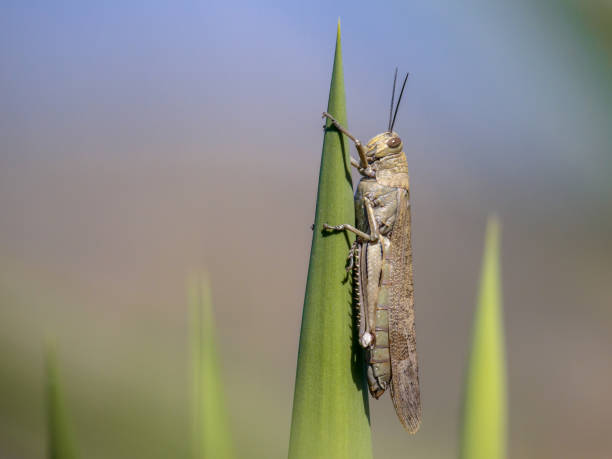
[[190, 273, 234, 459], [460, 217, 508, 459], [288, 20, 373, 459], [45, 342, 78, 459]]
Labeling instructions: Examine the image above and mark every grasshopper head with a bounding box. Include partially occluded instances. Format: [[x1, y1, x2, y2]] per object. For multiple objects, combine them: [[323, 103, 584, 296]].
[[365, 131, 403, 162], [364, 131, 410, 189]]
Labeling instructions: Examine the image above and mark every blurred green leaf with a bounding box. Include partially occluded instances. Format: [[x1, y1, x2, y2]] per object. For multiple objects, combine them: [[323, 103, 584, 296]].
[[45, 342, 78, 459], [288, 20, 372, 459], [190, 274, 234, 459], [460, 216, 508, 459]]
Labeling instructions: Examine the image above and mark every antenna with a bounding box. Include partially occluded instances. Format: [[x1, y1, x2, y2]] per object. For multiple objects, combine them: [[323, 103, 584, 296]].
[[388, 68, 398, 132], [390, 72, 409, 132]]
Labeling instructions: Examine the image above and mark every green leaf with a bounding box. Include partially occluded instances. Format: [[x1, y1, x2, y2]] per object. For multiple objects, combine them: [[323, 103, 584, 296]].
[[460, 216, 508, 459], [288, 20, 372, 459], [45, 342, 78, 459], [190, 274, 234, 459]]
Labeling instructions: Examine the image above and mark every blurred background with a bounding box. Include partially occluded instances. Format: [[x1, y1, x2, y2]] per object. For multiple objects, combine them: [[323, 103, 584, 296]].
[[1, 1, 611, 458]]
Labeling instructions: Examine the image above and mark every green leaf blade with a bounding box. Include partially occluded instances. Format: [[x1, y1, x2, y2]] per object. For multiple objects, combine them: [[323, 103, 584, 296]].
[[45, 343, 78, 459], [190, 274, 234, 459], [288, 20, 372, 459], [460, 216, 508, 459]]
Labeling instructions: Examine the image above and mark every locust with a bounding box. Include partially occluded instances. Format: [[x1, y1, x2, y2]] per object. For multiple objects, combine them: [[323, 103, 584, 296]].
[[322, 69, 421, 433]]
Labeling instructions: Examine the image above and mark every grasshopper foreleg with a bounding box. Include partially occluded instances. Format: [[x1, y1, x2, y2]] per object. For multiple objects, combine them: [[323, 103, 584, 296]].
[[322, 112, 374, 177]]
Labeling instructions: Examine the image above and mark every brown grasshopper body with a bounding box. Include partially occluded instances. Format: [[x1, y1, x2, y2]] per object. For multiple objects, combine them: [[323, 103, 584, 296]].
[[321, 69, 421, 434]]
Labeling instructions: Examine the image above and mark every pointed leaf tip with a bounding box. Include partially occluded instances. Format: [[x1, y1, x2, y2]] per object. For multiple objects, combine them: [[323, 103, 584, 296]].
[[288, 23, 371, 459], [190, 273, 234, 459], [460, 215, 507, 459]]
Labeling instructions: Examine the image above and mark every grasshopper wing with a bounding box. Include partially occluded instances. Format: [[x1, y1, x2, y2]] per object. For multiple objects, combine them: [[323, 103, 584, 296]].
[[388, 188, 421, 433]]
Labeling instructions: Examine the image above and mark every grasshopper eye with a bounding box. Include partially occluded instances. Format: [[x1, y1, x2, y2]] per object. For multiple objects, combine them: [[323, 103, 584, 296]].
[[386, 136, 401, 148]]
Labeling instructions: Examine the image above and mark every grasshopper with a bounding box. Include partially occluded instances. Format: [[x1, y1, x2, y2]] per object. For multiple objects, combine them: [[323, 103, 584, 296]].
[[322, 70, 421, 433]]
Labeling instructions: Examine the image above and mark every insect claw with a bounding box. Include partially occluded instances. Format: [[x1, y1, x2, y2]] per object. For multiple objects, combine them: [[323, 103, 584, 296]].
[[322, 111, 335, 122]]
